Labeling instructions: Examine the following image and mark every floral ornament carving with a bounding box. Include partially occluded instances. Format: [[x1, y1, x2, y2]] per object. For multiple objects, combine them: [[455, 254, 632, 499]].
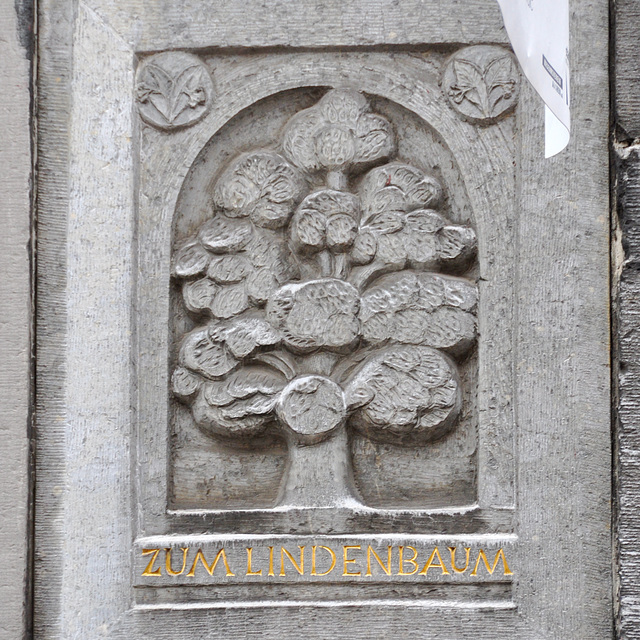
[[171, 89, 478, 508], [136, 52, 213, 130], [442, 45, 519, 124]]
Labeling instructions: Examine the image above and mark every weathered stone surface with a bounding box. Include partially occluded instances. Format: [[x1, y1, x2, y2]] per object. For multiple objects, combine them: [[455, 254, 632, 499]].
[[614, 0, 640, 141], [613, 3, 640, 638], [0, 2, 32, 639], [615, 148, 640, 639], [33, 0, 612, 638]]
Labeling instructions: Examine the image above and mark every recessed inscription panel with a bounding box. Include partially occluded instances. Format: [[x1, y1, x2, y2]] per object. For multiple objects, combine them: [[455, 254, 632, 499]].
[[133, 535, 515, 608]]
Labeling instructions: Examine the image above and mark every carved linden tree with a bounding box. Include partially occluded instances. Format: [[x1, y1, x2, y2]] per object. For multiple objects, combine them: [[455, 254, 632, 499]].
[[171, 89, 478, 508]]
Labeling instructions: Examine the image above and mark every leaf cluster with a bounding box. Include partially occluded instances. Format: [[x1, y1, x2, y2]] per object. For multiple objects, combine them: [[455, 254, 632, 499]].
[[171, 89, 479, 445]]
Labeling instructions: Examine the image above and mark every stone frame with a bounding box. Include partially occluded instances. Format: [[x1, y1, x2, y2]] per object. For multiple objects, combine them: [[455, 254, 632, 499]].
[[24, 0, 614, 638], [131, 58, 516, 603]]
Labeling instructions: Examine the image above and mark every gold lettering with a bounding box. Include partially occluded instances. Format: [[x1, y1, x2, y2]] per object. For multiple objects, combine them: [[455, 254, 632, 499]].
[[186, 548, 235, 577], [398, 546, 419, 575], [365, 545, 392, 576], [470, 548, 513, 576], [311, 545, 336, 576], [246, 547, 262, 576], [418, 547, 450, 575], [342, 545, 361, 577], [165, 547, 188, 576], [280, 546, 305, 576], [141, 548, 162, 576], [268, 546, 275, 577], [448, 546, 471, 574]]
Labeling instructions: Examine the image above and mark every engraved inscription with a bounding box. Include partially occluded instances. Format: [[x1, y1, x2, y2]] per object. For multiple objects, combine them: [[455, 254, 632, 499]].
[[136, 52, 213, 130], [171, 89, 478, 507], [138, 542, 513, 583], [442, 45, 519, 123]]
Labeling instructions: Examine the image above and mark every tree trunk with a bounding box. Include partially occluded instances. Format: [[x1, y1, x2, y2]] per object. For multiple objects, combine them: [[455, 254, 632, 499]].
[[276, 427, 360, 508]]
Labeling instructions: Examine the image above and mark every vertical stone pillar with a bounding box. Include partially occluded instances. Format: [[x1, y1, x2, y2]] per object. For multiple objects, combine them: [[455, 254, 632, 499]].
[[0, 2, 33, 639]]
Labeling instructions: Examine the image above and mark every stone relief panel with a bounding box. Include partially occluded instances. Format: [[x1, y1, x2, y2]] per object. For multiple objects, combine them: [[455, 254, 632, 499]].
[[169, 88, 479, 510], [31, 0, 612, 627]]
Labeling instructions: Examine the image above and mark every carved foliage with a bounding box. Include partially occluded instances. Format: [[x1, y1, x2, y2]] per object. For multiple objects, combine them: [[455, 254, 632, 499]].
[[442, 45, 519, 123], [291, 190, 360, 255], [360, 272, 477, 356], [213, 151, 307, 229], [345, 346, 461, 445], [172, 89, 478, 457], [277, 376, 347, 444], [173, 212, 299, 319], [282, 89, 395, 174], [266, 279, 361, 354], [136, 52, 214, 130]]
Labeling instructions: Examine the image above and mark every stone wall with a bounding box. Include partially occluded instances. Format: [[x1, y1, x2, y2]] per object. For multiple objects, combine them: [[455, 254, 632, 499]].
[[0, 1, 33, 638], [614, 2, 640, 638]]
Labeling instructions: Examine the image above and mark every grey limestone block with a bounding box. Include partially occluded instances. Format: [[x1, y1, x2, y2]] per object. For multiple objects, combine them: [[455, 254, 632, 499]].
[[613, 2, 640, 637], [615, 147, 640, 640], [33, 0, 612, 638], [0, 1, 33, 639], [614, 0, 640, 141]]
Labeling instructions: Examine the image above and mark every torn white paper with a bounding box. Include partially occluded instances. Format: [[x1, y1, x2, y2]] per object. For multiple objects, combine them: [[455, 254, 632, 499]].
[[496, 0, 570, 157]]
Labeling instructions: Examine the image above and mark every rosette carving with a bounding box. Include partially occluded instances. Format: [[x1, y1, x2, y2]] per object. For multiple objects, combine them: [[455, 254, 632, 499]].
[[442, 45, 519, 123], [171, 89, 478, 507], [136, 52, 214, 130]]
